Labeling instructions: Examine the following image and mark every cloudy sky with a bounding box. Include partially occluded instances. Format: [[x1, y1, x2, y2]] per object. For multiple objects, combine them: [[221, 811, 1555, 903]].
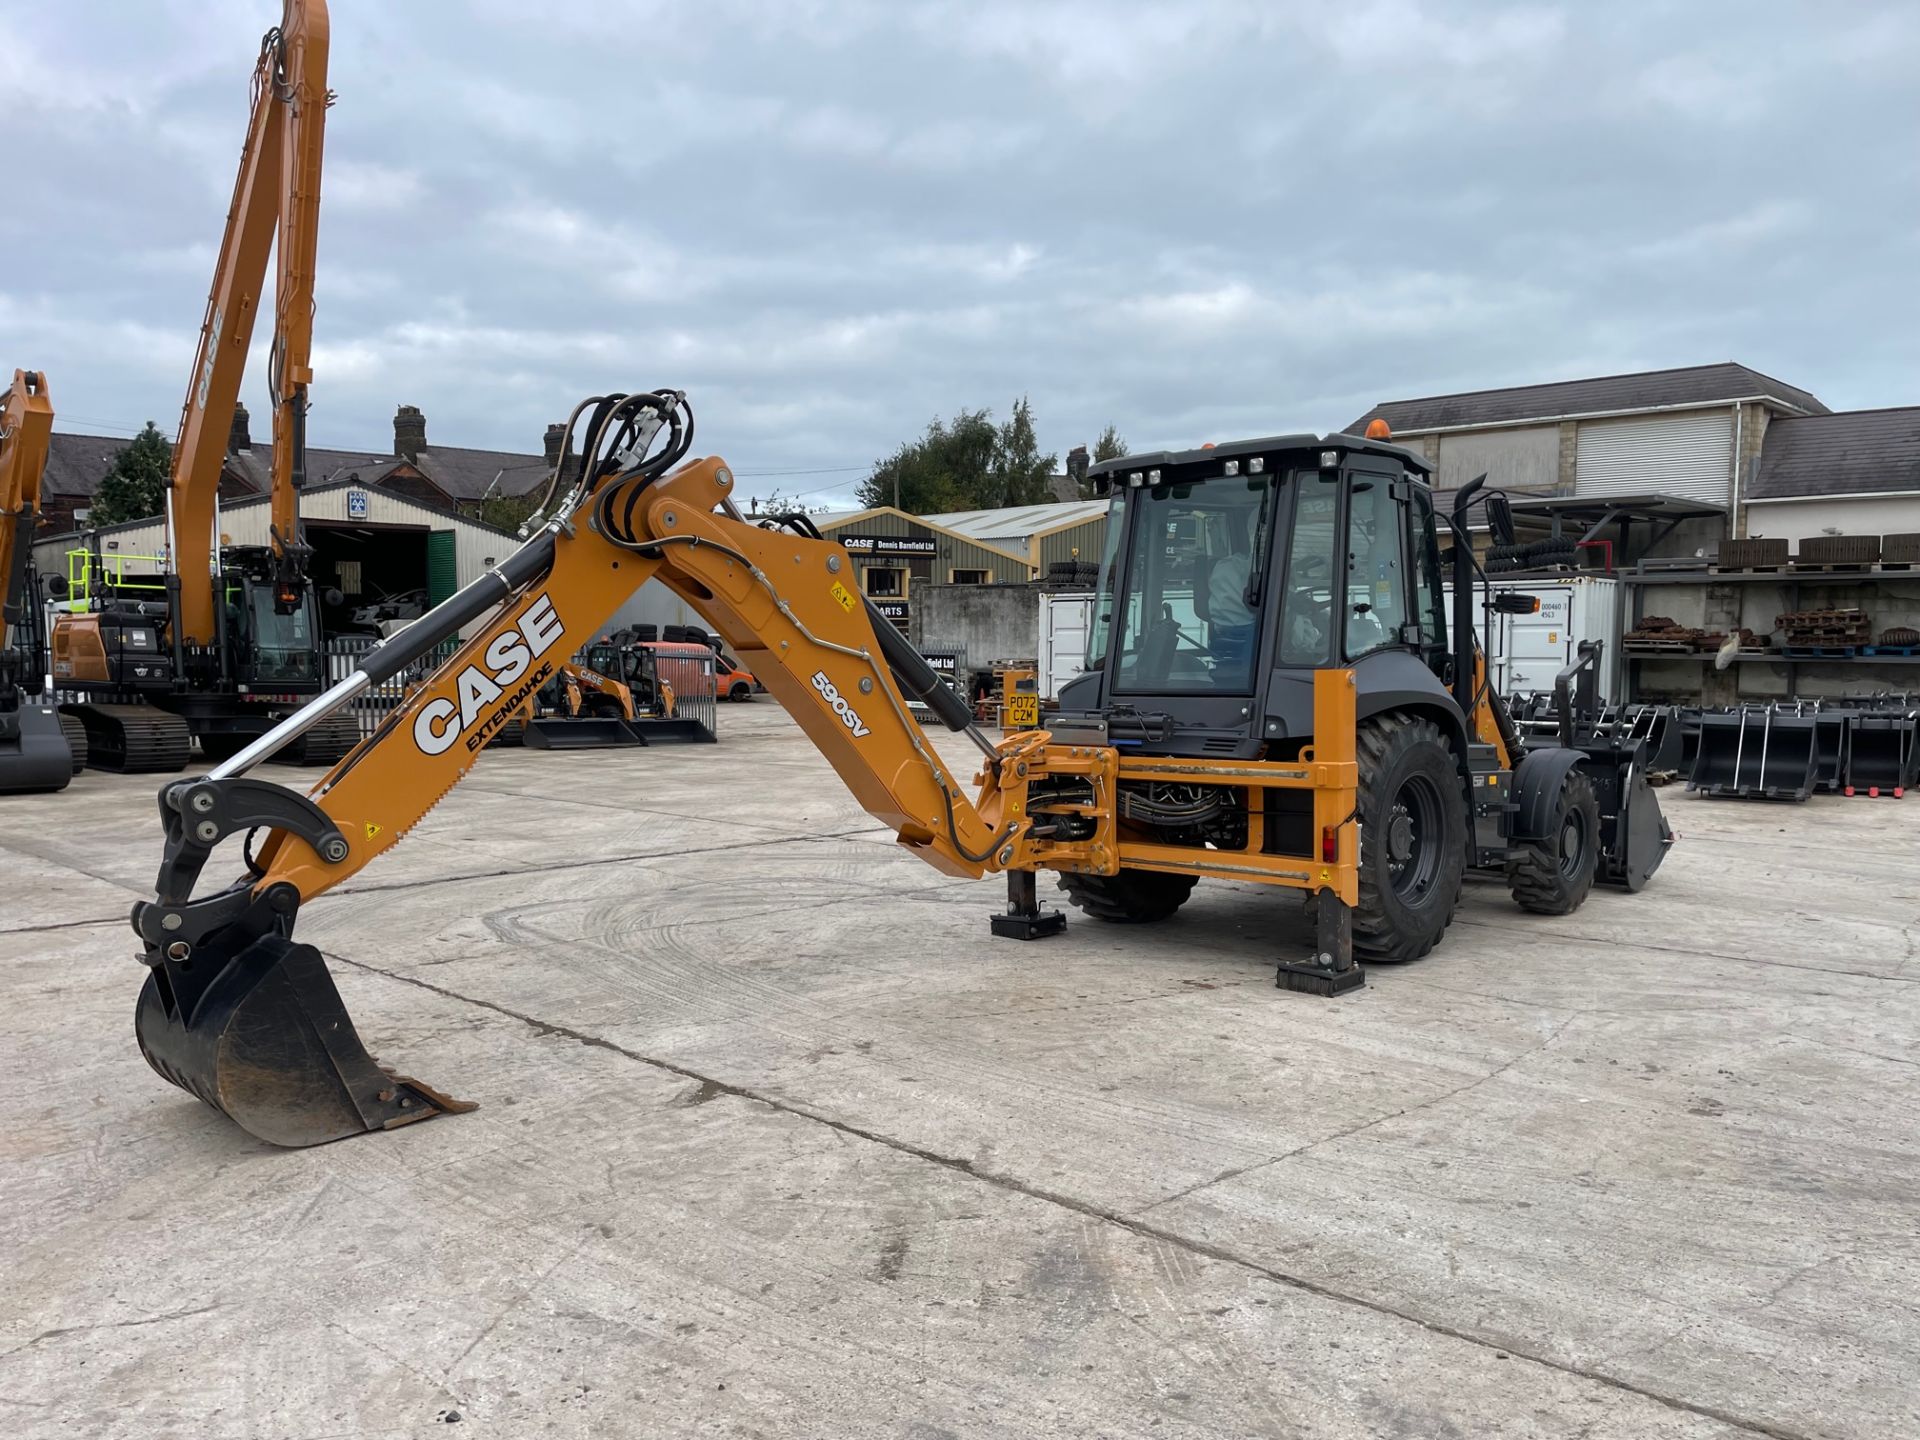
[[3, 1, 1916, 509]]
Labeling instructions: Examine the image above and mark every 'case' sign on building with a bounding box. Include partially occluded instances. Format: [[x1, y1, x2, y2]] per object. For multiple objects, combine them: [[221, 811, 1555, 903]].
[[839, 535, 936, 556]]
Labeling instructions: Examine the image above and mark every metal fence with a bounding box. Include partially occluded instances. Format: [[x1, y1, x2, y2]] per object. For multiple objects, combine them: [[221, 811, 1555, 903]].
[[649, 642, 719, 739], [325, 635, 463, 738]]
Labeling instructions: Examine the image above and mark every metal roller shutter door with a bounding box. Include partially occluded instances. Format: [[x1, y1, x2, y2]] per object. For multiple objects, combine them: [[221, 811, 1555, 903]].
[[1575, 412, 1733, 503]]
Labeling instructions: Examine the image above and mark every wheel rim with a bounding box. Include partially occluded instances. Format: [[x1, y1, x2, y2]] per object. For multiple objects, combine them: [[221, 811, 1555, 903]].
[[1558, 806, 1590, 881], [1386, 774, 1444, 903]]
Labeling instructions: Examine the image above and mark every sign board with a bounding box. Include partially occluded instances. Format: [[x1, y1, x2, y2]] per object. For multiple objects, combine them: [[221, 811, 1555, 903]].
[[346, 490, 370, 520], [1005, 693, 1040, 729], [840, 534, 935, 556], [870, 599, 910, 621]]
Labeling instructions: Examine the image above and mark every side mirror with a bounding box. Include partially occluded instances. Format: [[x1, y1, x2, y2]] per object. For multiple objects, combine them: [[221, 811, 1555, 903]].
[[1486, 493, 1517, 547]]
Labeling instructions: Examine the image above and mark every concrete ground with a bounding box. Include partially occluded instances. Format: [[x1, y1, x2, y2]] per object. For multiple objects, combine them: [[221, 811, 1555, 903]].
[[2, 705, 1917, 1439]]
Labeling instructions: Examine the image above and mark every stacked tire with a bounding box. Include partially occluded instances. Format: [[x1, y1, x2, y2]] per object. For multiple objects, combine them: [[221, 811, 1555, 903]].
[[1046, 560, 1100, 587], [1485, 539, 1579, 574]]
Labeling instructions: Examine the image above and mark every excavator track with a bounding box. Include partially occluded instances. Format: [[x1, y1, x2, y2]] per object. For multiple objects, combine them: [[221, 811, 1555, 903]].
[[272, 709, 362, 766], [57, 711, 88, 773], [61, 703, 192, 774]]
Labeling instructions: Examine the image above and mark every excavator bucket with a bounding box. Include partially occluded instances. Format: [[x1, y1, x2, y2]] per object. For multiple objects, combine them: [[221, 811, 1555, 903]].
[[135, 930, 472, 1148], [0, 701, 75, 792], [523, 715, 642, 748], [1688, 708, 1820, 801], [1845, 715, 1916, 796]]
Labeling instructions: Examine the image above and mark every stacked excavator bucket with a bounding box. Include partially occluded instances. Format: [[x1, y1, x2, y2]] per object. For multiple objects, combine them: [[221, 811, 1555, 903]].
[[1846, 715, 1916, 797], [1689, 708, 1822, 802]]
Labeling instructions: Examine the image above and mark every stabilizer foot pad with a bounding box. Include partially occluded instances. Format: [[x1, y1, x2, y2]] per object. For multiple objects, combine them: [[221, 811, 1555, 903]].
[[990, 908, 1067, 941], [1276, 960, 1366, 996]]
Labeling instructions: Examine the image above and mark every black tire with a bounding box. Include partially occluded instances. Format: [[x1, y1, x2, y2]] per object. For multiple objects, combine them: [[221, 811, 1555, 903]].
[[729, 682, 752, 702], [1506, 767, 1600, 915], [1058, 868, 1197, 923], [1047, 561, 1080, 583], [1353, 714, 1468, 963], [585, 696, 625, 720]]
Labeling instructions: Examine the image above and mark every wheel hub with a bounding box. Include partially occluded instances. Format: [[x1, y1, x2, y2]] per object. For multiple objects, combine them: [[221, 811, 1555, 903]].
[[1387, 806, 1417, 868]]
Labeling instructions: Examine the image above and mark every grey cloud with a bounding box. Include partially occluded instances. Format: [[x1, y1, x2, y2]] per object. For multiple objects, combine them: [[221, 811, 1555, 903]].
[[1, 0, 1915, 509]]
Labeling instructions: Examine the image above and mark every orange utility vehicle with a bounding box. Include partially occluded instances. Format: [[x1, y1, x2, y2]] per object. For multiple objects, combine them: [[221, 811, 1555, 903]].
[[122, 389, 1670, 1148], [51, 0, 353, 771]]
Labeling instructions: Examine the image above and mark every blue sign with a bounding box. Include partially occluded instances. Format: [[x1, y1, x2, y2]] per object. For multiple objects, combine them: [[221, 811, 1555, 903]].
[[346, 490, 370, 520]]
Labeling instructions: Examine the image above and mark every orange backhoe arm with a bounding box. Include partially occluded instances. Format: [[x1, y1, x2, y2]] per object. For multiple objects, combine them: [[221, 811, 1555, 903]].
[[168, 0, 330, 640], [1, 371, 56, 656], [244, 452, 1033, 900]]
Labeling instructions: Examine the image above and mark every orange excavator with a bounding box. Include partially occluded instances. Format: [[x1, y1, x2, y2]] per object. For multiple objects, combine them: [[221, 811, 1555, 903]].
[[0, 369, 82, 791], [51, 0, 354, 771], [125, 390, 1671, 1148]]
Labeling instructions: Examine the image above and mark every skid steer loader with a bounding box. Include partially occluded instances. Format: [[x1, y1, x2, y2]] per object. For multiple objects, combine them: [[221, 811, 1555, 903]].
[[120, 390, 1671, 1148]]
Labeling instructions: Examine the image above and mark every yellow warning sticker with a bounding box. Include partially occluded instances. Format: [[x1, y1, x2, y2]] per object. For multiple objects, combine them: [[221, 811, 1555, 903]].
[[829, 580, 856, 612], [364, 822, 382, 841]]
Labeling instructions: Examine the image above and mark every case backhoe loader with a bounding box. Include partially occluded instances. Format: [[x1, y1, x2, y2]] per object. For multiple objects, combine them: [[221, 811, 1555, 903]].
[[124, 390, 1670, 1149], [50, 0, 353, 772], [0, 368, 81, 792]]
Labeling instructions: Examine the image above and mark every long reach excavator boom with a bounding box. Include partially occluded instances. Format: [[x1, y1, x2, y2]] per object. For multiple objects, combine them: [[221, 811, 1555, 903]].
[[0, 369, 73, 792]]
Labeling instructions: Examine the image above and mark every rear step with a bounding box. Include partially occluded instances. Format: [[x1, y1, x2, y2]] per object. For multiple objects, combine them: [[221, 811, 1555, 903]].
[[61, 703, 192, 774]]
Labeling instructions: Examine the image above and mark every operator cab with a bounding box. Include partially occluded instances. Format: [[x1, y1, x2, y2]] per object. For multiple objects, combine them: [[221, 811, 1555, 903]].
[[1064, 434, 1451, 759]]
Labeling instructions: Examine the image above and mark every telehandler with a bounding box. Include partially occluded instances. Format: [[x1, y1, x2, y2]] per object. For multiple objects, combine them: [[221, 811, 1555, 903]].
[[126, 390, 1670, 1148]]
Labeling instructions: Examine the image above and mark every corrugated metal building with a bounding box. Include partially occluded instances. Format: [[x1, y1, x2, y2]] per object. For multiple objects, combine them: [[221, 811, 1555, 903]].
[[812, 507, 1032, 629], [921, 499, 1111, 577]]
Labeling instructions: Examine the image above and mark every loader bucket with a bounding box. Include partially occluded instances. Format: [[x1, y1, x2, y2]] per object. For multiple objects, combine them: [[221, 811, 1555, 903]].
[[136, 931, 472, 1148], [1688, 709, 1820, 801], [523, 715, 643, 749], [1846, 716, 1916, 796], [1812, 711, 1855, 792], [1624, 705, 1684, 775], [1577, 742, 1674, 891]]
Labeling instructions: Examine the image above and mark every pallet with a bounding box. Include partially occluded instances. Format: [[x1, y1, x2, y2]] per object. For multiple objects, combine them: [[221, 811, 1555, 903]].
[[1623, 642, 1696, 655], [1790, 562, 1873, 573], [1863, 645, 1920, 658], [1780, 646, 1860, 658], [1710, 564, 1786, 575]]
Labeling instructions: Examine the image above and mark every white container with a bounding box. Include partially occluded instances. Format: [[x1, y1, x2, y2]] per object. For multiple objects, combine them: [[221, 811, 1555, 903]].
[[1036, 590, 1095, 700], [1444, 575, 1625, 703]]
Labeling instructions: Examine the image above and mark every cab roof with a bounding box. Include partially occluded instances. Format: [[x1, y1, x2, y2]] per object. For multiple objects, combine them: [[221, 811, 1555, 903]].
[[1086, 432, 1432, 486]]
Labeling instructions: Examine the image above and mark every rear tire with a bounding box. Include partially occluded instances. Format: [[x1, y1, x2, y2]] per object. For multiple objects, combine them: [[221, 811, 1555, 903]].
[[1353, 714, 1468, 963], [1506, 767, 1600, 915], [1059, 868, 1197, 923]]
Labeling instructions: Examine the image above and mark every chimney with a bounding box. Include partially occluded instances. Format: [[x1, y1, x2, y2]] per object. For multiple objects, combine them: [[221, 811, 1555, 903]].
[[394, 404, 427, 462], [543, 421, 579, 482], [1066, 444, 1090, 494], [229, 402, 252, 454]]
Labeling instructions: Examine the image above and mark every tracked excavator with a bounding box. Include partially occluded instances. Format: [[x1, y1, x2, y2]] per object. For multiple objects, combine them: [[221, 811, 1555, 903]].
[[126, 390, 1672, 1149], [0, 369, 83, 792], [50, 0, 355, 772]]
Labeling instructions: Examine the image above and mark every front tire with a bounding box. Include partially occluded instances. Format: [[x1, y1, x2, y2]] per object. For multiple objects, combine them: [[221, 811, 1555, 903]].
[[1059, 868, 1197, 923], [1353, 714, 1469, 963], [1506, 767, 1600, 915], [729, 683, 752, 702]]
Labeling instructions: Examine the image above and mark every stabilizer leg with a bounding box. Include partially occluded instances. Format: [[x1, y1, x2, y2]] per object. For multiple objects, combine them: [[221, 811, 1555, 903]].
[[989, 868, 1066, 941], [1276, 887, 1365, 997]]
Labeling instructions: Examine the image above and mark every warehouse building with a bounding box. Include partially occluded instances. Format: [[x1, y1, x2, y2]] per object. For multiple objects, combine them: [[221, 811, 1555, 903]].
[[33, 478, 517, 638], [920, 499, 1111, 578], [810, 507, 1033, 629], [1347, 363, 1834, 561]]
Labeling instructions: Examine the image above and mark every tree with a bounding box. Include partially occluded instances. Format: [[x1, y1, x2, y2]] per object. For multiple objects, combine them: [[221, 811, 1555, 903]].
[[474, 490, 546, 536], [988, 396, 1056, 509], [90, 422, 172, 526], [1093, 424, 1128, 462], [746, 490, 833, 517], [857, 399, 1056, 514]]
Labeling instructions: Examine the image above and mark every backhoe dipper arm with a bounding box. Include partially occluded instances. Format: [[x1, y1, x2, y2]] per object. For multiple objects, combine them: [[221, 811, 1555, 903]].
[[127, 392, 1101, 1144], [168, 0, 329, 639]]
